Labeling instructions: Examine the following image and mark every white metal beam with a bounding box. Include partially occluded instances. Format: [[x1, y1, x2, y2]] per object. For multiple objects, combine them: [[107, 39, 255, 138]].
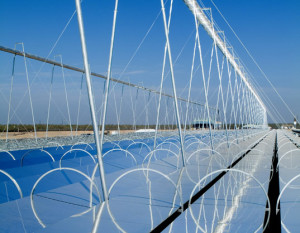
[[183, 0, 266, 113]]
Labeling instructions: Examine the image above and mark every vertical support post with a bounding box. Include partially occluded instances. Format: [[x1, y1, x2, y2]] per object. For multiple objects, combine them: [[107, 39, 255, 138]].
[[237, 77, 245, 139], [46, 65, 55, 139], [192, 5, 214, 151], [20, 43, 37, 142], [6, 55, 16, 142], [56, 55, 73, 139], [75, 74, 84, 136], [183, 32, 197, 136], [75, 0, 108, 202], [213, 31, 229, 147], [91, 0, 119, 232], [160, 0, 186, 167], [154, 0, 174, 150], [99, 0, 118, 151], [232, 70, 239, 141]]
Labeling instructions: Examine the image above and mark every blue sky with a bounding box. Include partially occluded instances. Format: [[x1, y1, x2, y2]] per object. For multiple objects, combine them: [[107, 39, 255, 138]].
[[0, 0, 299, 125]]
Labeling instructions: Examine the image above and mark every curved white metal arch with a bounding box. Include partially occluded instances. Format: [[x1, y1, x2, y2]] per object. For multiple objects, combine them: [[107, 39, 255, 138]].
[[0, 149, 16, 160], [30, 167, 101, 228], [21, 149, 55, 166], [71, 142, 93, 150], [277, 149, 300, 170], [102, 148, 137, 165], [0, 169, 23, 198], [126, 141, 152, 154], [106, 168, 182, 233], [59, 149, 96, 168]]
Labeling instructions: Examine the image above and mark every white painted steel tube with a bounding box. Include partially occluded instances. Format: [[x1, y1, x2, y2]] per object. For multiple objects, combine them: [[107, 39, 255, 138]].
[[75, 0, 108, 201], [182, 0, 266, 113]]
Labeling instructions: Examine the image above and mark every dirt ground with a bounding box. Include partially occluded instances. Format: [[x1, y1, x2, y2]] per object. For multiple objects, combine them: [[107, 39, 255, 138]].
[[0, 130, 139, 140], [0, 131, 91, 140]]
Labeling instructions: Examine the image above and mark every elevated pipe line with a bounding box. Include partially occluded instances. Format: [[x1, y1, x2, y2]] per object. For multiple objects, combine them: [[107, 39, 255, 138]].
[[0, 45, 215, 110], [182, 0, 266, 114]]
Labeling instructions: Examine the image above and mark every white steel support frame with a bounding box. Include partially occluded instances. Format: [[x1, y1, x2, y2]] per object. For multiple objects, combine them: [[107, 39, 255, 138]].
[[75, 0, 108, 203], [6, 55, 16, 142], [245, 89, 252, 128], [7, 43, 38, 142], [237, 77, 245, 138], [46, 65, 55, 139], [226, 57, 239, 140], [154, 0, 174, 149], [99, 0, 119, 152], [212, 28, 229, 146], [160, 0, 186, 167], [20, 43, 37, 142], [246, 88, 252, 127], [240, 83, 247, 131], [224, 56, 232, 130], [116, 85, 125, 134], [92, 0, 119, 232], [75, 74, 84, 135], [245, 89, 251, 127], [183, 0, 266, 127], [249, 91, 255, 126], [230, 70, 238, 133], [193, 8, 214, 151], [183, 32, 197, 136], [247, 85, 254, 128], [55, 55, 73, 139]]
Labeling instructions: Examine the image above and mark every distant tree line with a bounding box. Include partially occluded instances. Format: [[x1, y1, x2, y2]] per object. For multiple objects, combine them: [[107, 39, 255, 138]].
[[0, 124, 179, 132], [1, 123, 284, 132]]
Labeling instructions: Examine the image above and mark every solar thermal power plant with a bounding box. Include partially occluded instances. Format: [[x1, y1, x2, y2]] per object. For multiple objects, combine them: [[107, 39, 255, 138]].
[[0, 0, 299, 232]]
